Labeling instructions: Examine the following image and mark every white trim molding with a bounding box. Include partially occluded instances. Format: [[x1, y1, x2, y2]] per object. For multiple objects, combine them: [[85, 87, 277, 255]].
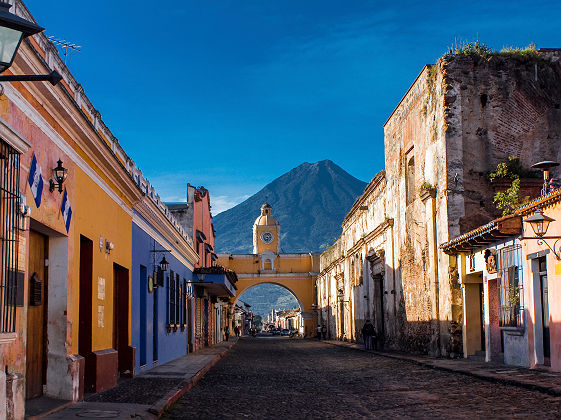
[[0, 117, 31, 154]]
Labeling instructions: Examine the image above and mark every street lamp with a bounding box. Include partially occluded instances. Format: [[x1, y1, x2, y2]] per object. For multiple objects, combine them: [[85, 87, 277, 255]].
[[523, 208, 561, 260], [524, 209, 554, 238], [0, 2, 42, 72], [0, 2, 61, 85]]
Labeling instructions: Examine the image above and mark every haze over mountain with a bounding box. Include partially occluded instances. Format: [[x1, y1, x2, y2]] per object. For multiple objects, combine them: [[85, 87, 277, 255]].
[[213, 160, 367, 253], [238, 284, 300, 318]]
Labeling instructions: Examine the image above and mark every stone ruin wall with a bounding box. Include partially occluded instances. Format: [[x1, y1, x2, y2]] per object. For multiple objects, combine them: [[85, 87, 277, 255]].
[[382, 50, 561, 356], [384, 66, 447, 354], [442, 50, 561, 236]]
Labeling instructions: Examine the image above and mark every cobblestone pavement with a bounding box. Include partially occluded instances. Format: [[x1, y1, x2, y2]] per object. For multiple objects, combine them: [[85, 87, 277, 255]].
[[163, 337, 561, 419]]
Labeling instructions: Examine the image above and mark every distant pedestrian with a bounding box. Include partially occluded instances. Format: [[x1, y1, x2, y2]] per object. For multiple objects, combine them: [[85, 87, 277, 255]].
[[371, 325, 379, 350], [316, 324, 322, 340], [321, 325, 327, 340], [361, 320, 375, 350], [234, 325, 240, 337], [225, 326, 230, 341]]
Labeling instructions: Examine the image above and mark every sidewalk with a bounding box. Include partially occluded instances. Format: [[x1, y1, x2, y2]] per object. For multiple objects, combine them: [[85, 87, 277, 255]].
[[31, 338, 238, 420], [324, 339, 561, 396]]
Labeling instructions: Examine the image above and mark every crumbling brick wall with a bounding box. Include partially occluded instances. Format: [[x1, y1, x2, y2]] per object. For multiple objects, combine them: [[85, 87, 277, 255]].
[[383, 49, 561, 356]]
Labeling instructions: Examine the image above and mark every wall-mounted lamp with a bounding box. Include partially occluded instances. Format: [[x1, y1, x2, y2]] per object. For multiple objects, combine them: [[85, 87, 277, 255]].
[[159, 255, 169, 272], [523, 208, 561, 260], [105, 240, 114, 254], [150, 239, 171, 288], [49, 159, 67, 193]]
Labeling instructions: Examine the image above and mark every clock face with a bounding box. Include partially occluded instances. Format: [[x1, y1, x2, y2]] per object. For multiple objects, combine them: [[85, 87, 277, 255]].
[[261, 231, 274, 244]]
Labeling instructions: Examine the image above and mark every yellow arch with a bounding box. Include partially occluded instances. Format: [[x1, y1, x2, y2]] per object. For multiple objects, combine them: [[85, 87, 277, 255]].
[[232, 275, 317, 336]]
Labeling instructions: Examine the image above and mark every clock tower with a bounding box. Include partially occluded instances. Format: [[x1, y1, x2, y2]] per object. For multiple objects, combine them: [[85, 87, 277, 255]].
[[253, 203, 280, 254]]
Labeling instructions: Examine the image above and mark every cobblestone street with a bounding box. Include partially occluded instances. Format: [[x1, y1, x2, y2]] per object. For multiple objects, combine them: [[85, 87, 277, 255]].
[[163, 337, 561, 419]]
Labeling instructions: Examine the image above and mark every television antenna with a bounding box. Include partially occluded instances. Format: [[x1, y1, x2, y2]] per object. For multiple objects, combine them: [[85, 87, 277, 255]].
[[47, 36, 82, 64]]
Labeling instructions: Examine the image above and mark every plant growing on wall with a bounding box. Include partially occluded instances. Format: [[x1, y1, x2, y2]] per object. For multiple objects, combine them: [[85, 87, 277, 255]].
[[443, 41, 540, 62], [489, 157, 531, 215], [420, 181, 433, 191]]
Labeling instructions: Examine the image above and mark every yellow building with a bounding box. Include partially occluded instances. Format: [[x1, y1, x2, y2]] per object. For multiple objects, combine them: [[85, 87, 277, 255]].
[[218, 204, 319, 336]]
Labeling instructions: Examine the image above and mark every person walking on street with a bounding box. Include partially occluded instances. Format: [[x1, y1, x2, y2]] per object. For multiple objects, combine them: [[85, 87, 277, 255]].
[[361, 320, 375, 350], [316, 324, 322, 340], [371, 325, 379, 350], [234, 325, 240, 337], [225, 326, 230, 341], [321, 325, 327, 340]]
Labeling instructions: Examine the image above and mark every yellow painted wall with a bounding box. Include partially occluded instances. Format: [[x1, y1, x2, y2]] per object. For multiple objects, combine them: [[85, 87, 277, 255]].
[[70, 168, 132, 354]]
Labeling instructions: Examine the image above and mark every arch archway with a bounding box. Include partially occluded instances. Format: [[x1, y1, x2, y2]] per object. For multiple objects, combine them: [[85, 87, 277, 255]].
[[234, 281, 304, 311], [234, 283, 303, 334], [229, 275, 316, 337]]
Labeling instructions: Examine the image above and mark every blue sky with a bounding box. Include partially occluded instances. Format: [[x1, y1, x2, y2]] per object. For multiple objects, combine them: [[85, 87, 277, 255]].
[[25, 0, 561, 213]]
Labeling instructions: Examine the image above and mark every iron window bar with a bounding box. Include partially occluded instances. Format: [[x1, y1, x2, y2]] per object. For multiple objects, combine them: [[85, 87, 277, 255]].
[[498, 244, 524, 328], [0, 139, 20, 333]]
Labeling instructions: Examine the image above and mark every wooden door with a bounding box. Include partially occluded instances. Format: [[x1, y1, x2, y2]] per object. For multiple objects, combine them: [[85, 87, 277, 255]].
[[113, 264, 130, 375], [79, 236, 95, 392], [26, 230, 48, 399]]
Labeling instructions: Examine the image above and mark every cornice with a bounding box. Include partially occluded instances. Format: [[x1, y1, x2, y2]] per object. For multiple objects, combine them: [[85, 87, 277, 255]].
[[237, 272, 318, 278], [11, 42, 143, 204], [319, 218, 393, 277], [342, 171, 386, 228], [134, 198, 199, 265], [0, 116, 30, 153]]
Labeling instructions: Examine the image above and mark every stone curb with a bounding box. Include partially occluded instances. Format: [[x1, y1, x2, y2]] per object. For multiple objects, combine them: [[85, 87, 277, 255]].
[[27, 400, 74, 420], [147, 340, 238, 418], [324, 340, 561, 397]]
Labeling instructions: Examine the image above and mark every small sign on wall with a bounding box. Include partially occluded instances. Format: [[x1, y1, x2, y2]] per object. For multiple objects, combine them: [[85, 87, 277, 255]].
[[555, 263, 561, 275], [98, 277, 105, 300], [98, 305, 104, 328]]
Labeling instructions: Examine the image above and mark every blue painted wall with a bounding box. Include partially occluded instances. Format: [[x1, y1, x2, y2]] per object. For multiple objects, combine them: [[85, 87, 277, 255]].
[[131, 212, 194, 374]]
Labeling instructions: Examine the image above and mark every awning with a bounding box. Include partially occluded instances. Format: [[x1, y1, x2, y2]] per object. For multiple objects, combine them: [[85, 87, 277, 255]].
[[204, 243, 213, 253], [194, 273, 236, 297], [196, 230, 207, 243], [440, 214, 521, 255], [210, 252, 218, 261]]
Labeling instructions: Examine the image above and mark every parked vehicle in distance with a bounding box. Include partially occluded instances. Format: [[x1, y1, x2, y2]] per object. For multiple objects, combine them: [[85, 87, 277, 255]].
[[281, 329, 290, 336]]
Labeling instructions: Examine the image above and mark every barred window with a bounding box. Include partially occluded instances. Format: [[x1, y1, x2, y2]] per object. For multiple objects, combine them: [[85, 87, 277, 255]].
[[0, 140, 20, 333], [181, 278, 187, 327], [175, 273, 180, 326], [498, 245, 524, 328], [168, 270, 176, 325]]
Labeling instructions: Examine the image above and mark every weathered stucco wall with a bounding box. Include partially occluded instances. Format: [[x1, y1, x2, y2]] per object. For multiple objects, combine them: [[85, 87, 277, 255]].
[[381, 49, 561, 356]]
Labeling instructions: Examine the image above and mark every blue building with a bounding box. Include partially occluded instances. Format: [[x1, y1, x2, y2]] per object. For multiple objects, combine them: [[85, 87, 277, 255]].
[[130, 194, 199, 373]]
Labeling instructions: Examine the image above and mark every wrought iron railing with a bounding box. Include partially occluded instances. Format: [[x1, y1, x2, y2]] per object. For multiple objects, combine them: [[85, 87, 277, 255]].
[[0, 139, 20, 333]]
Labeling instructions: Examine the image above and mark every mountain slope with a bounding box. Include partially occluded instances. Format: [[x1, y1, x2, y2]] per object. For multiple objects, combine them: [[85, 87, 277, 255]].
[[213, 160, 367, 253]]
